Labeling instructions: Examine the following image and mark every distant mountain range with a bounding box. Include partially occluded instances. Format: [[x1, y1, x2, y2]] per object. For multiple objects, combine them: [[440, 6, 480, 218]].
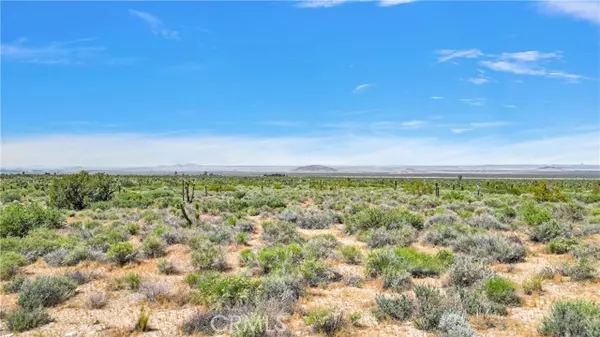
[[2, 164, 599, 177]]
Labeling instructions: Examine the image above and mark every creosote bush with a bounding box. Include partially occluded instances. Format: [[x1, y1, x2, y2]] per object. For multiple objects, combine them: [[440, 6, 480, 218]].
[[107, 242, 136, 266], [539, 300, 600, 337], [18, 275, 78, 310], [5, 308, 53, 332]]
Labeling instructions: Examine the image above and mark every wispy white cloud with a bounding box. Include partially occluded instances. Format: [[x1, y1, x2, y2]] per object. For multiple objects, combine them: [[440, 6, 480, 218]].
[[400, 120, 426, 128], [435, 49, 483, 63], [295, 0, 415, 8], [539, 0, 600, 25], [0, 37, 105, 65], [503, 104, 518, 109], [460, 98, 486, 106], [451, 121, 511, 134], [500, 50, 560, 62], [378, 0, 415, 7], [3, 131, 597, 167], [129, 9, 180, 40], [479, 59, 585, 82], [323, 120, 425, 130], [467, 76, 490, 85], [430, 96, 444, 100], [353, 83, 373, 94]]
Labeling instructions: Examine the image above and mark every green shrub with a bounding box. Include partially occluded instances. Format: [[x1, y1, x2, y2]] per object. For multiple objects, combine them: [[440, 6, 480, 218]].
[[0, 252, 27, 280], [539, 300, 600, 337], [530, 219, 572, 243], [5, 308, 52, 332], [245, 244, 303, 275], [261, 221, 304, 245], [304, 234, 339, 259], [2, 275, 27, 293], [235, 231, 249, 245], [375, 294, 414, 321], [0, 203, 64, 238], [547, 237, 579, 254], [190, 245, 228, 271], [305, 308, 345, 336], [191, 273, 262, 310], [231, 312, 268, 337], [106, 242, 136, 266], [394, 247, 447, 277], [122, 272, 141, 290], [346, 208, 424, 234], [18, 275, 78, 309], [141, 236, 166, 258], [126, 222, 140, 235], [529, 181, 567, 203], [340, 245, 362, 264], [299, 259, 340, 287], [48, 171, 117, 210], [483, 277, 521, 306], [521, 201, 553, 226]]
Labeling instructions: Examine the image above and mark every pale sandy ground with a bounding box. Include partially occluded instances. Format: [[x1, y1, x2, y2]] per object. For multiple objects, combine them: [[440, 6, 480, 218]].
[[1, 216, 599, 337]]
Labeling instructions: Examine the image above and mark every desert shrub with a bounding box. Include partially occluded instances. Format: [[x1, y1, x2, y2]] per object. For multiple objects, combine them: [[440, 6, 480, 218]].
[[262, 221, 304, 245], [49, 171, 117, 210], [3, 275, 27, 293], [424, 212, 461, 228], [305, 308, 345, 336], [448, 255, 494, 287], [139, 280, 172, 302], [437, 312, 476, 337], [141, 236, 166, 258], [468, 214, 509, 230], [572, 243, 600, 260], [521, 201, 553, 226], [560, 259, 597, 281], [242, 244, 303, 275], [495, 204, 517, 222], [157, 258, 177, 275], [304, 234, 339, 259], [366, 226, 416, 248], [364, 248, 398, 278], [539, 300, 600, 337], [382, 269, 412, 292], [296, 208, 334, 229], [191, 273, 262, 310], [18, 275, 78, 309], [530, 219, 572, 243], [235, 231, 249, 245], [523, 275, 544, 295], [375, 294, 414, 321], [42, 248, 70, 267], [340, 245, 362, 264], [553, 202, 586, 222], [343, 274, 365, 287], [299, 259, 340, 287], [125, 222, 140, 235], [413, 284, 453, 331], [122, 272, 141, 290], [422, 223, 467, 247], [452, 233, 526, 263], [0, 203, 64, 238], [529, 181, 567, 203], [134, 307, 151, 332], [261, 275, 304, 313], [483, 277, 521, 306], [181, 310, 223, 335], [5, 308, 52, 332], [191, 245, 228, 271], [547, 237, 579, 254], [62, 244, 91, 266], [346, 208, 424, 234], [395, 247, 448, 277], [581, 223, 600, 236], [231, 312, 271, 337], [87, 292, 107, 309], [448, 286, 507, 316], [0, 252, 27, 280], [106, 242, 136, 266], [64, 270, 91, 285]]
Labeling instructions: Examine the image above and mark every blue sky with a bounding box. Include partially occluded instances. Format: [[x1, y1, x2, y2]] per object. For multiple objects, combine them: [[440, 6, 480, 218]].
[[1, 0, 599, 167]]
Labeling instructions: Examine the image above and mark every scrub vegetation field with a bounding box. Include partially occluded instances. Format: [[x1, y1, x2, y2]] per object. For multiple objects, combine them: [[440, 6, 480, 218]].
[[1, 172, 599, 337]]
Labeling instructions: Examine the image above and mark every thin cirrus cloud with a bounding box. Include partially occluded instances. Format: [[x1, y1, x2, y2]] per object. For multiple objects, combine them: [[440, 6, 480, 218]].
[[0, 37, 105, 65], [434, 48, 586, 83], [460, 98, 486, 106], [296, 0, 415, 8], [430, 96, 444, 100], [353, 83, 373, 94], [451, 121, 511, 134], [129, 9, 180, 40], [2, 131, 598, 167]]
